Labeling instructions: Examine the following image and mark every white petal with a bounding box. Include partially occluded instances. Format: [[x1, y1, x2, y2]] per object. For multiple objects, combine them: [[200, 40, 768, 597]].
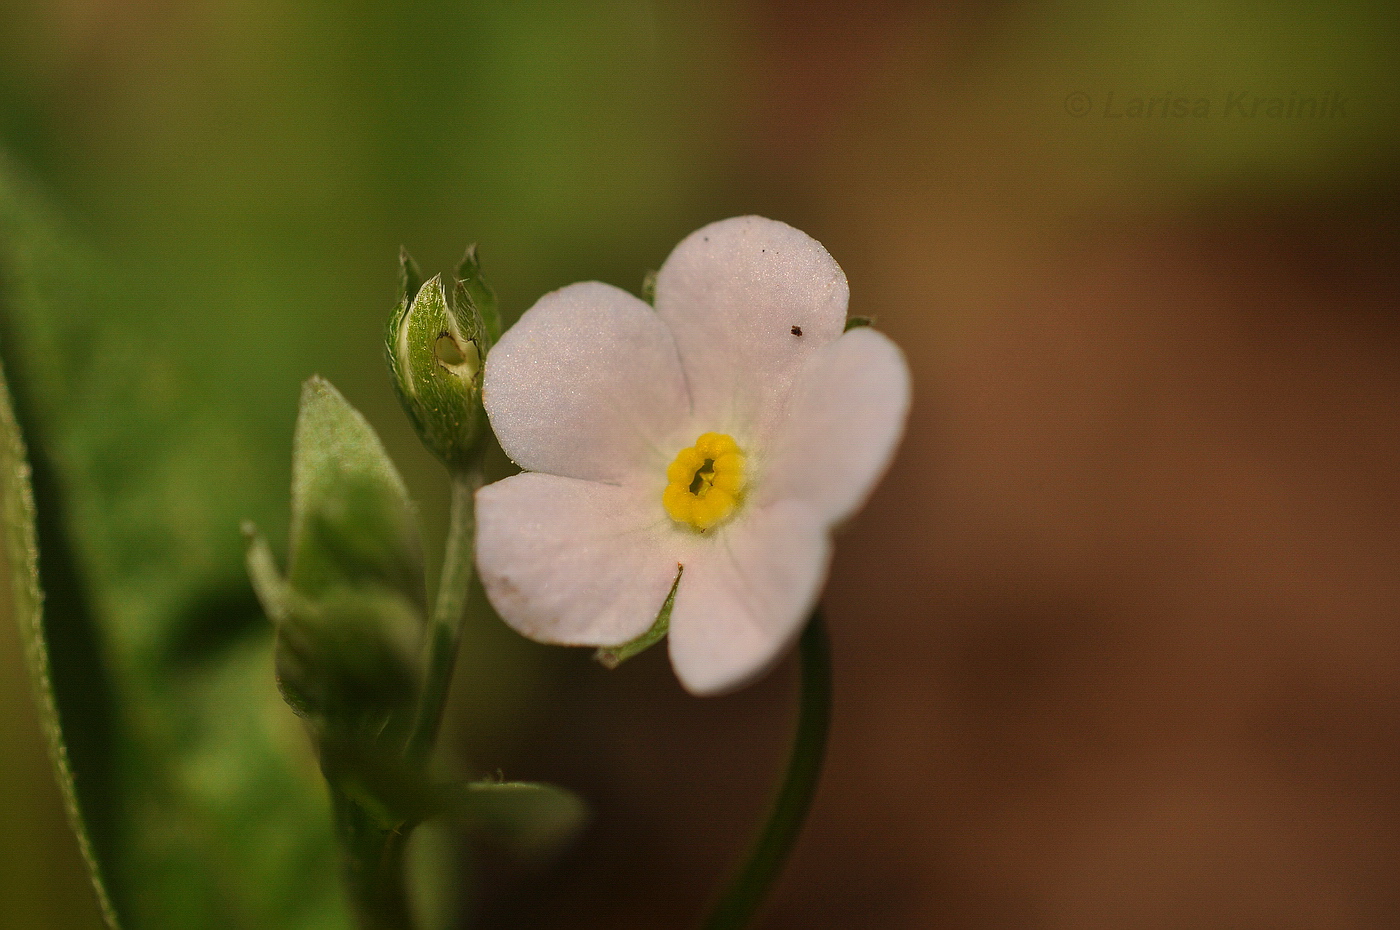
[[653, 216, 849, 441], [476, 473, 681, 646], [759, 327, 911, 524], [667, 500, 831, 696], [483, 281, 690, 481]]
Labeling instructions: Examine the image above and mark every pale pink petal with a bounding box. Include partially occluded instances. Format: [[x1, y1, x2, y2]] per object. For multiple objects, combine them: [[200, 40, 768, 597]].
[[666, 500, 831, 696], [758, 327, 911, 523], [484, 282, 690, 481], [653, 216, 848, 443], [477, 473, 681, 646]]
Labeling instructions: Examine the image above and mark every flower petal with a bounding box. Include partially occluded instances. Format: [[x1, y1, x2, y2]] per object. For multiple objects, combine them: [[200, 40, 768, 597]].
[[476, 473, 680, 646], [759, 327, 911, 524], [654, 216, 849, 441], [667, 500, 831, 696], [483, 281, 690, 481]]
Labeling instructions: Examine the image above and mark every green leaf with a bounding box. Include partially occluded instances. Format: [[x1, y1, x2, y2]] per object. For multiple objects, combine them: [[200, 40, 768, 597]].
[[1, 153, 352, 930], [276, 585, 427, 746], [251, 378, 431, 755], [289, 377, 424, 606], [0, 360, 120, 928], [431, 781, 588, 861], [285, 741, 585, 862]]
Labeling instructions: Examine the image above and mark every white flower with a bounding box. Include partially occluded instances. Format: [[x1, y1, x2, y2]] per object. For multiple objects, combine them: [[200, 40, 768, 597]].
[[475, 216, 911, 695]]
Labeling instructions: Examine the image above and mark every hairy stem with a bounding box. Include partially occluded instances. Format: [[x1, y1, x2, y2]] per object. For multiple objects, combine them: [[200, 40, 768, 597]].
[[338, 471, 480, 929], [407, 470, 481, 765], [702, 610, 833, 930], [332, 789, 413, 930]]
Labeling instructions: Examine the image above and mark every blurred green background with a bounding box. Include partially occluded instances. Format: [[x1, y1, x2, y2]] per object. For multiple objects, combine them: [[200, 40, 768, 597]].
[[3, 1, 1399, 926]]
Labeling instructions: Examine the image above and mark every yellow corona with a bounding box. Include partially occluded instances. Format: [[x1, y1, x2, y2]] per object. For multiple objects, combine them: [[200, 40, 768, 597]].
[[663, 432, 746, 531]]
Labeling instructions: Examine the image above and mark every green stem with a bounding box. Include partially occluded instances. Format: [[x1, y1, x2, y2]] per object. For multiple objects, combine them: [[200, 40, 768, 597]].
[[702, 609, 833, 930], [333, 472, 480, 930], [332, 788, 414, 930], [407, 470, 481, 765]]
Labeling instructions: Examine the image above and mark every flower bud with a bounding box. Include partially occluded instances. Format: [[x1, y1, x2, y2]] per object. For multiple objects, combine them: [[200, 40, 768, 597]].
[[386, 247, 499, 471]]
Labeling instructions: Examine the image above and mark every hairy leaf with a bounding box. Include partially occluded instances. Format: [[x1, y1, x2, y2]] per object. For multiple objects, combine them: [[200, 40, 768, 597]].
[[0, 154, 350, 929], [0, 359, 120, 927]]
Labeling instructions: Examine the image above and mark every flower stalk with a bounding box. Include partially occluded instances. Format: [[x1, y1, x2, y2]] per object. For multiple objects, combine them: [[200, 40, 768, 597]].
[[388, 245, 498, 768], [407, 469, 482, 765], [702, 609, 832, 930]]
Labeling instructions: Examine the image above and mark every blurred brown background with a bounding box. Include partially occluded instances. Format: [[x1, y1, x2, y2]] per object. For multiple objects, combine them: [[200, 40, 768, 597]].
[[4, 1, 1400, 927]]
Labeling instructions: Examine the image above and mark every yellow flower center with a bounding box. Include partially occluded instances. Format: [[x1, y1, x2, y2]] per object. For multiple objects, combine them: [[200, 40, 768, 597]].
[[663, 432, 746, 531]]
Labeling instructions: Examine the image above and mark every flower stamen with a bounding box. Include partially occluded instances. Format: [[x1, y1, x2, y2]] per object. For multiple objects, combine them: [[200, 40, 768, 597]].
[[664, 432, 746, 530]]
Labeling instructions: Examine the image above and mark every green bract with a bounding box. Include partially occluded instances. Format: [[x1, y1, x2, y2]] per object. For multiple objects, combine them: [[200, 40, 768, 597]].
[[386, 248, 500, 471], [245, 378, 428, 759], [241, 375, 588, 929]]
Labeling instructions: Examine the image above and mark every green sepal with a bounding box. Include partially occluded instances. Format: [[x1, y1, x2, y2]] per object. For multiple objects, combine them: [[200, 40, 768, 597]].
[[640, 268, 658, 305], [454, 243, 501, 344], [844, 315, 874, 331], [398, 247, 422, 312], [595, 564, 682, 669]]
